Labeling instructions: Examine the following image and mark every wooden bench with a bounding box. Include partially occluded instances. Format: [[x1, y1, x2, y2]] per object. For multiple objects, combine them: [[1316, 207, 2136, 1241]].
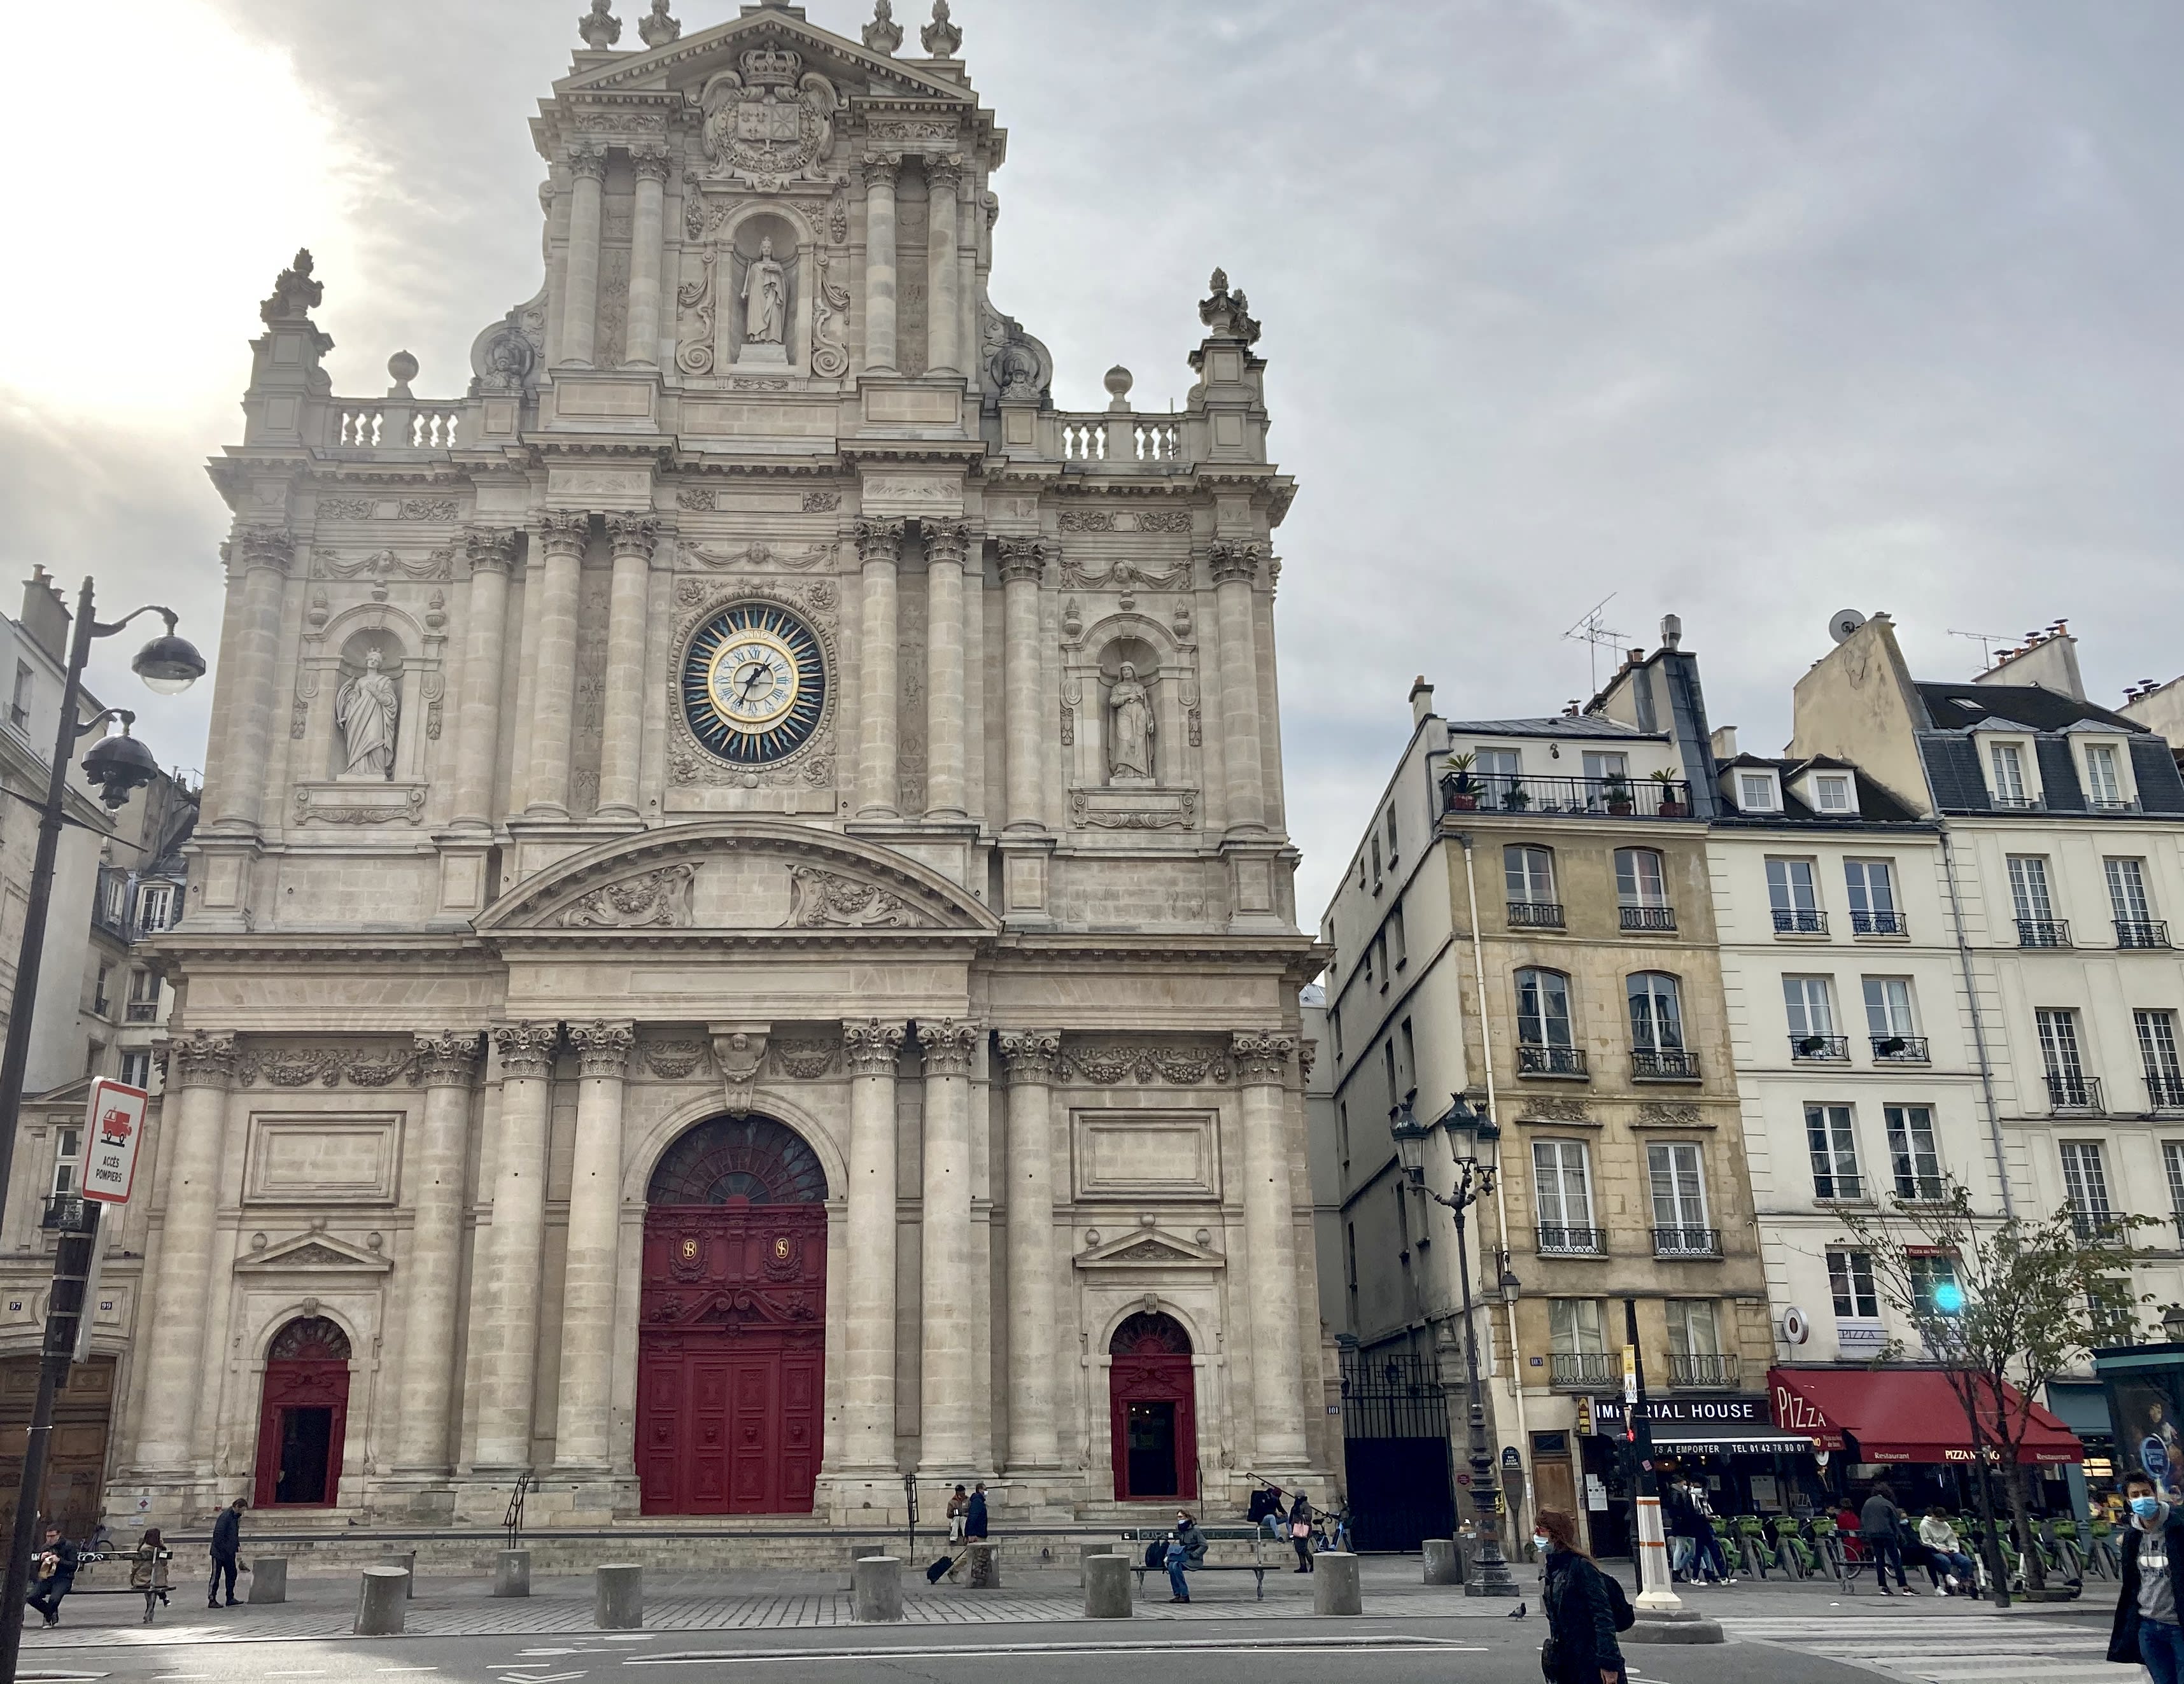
[[1118, 1526, 1268, 1601], [41, 1549, 176, 1625]]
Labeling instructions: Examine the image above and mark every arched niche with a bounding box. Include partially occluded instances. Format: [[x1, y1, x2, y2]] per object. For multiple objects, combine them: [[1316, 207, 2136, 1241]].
[[1062, 614, 1201, 813], [292, 601, 445, 819], [713, 202, 820, 376], [329, 628, 408, 782]]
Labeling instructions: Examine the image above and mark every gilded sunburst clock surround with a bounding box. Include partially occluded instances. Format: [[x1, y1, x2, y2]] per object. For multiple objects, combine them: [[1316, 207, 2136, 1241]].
[[680, 601, 828, 765]]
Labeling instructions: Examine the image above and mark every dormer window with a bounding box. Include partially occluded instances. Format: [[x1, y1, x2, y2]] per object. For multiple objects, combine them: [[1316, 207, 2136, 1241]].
[[2081, 739, 2134, 811], [1812, 774, 1854, 814], [1738, 771, 1780, 812], [1989, 741, 2031, 808]]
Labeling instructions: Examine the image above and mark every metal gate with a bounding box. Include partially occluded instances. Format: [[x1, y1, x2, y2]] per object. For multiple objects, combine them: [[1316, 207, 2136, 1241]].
[[1339, 1349, 1456, 1552]]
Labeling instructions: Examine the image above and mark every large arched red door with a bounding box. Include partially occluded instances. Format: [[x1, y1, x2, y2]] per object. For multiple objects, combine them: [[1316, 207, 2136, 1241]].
[[253, 1316, 351, 1509], [638, 1116, 828, 1515], [1110, 1311, 1197, 1501]]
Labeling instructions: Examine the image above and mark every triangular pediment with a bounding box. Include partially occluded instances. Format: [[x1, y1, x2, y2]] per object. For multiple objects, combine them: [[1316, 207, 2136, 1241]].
[[563, 10, 981, 105], [1074, 1228, 1225, 1270], [480, 817, 999, 937], [235, 1233, 391, 1274]]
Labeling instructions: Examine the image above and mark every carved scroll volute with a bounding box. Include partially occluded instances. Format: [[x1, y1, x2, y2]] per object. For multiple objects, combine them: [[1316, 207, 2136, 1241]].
[[492, 1021, 562, 1081], [568, 1020, 636, 1079], [1229, 1030, 1295, 1086], [843, 1018, 906, 1077], [996, 1030, 1060, 1086], [414, 1031, 485, 1087], [162, 1031, 240, 1090], [710, 1025, 770, 1116], [919, 1018, 981, 1079]]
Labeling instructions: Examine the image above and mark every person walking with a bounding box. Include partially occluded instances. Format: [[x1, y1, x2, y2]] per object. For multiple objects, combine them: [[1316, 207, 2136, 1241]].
[[1860, 1483, 1916, 1596], [965, 1482, 989, 1541], [208, 1497, 247, 1608], [1537, 1508, 1628, 1684], [1665, 1483, 1699, 1582], [2111, 1470, 2184, 1683], [1288, 1492, 1314, 1573], [26, 1525, 78, 1628], [1918, 1508, 1975, 1594], [1166, 1511, 1206, 1603], [130, 1527, 172, 1624]]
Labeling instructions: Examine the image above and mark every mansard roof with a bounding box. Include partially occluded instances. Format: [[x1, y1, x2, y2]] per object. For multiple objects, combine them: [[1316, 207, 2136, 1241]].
[[1915, 682, 2148, 736]]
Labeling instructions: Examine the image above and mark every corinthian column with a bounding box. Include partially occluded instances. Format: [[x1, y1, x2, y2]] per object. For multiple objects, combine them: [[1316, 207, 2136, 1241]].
[[135, 1033, 236, 1470], [923, 520, 969, 819], [925, 159, 962, 377], [560, 143, 607, 368], [472, 1021, 560, 1470], [1211, 542, 1267, 833], [997, 1030, 1060, 1471], [393, 1032, 483, 1474], [210, 528, 292, 832], [841, 1019, 906, 1470], [596, 516, 658, 819], [861, 154, 902, 374], [451, 529, 515, 830], [624, 148, 671, 369], [558, 1020, 635, 1470], [525, 511, 588, 818], [918, 1019, 980, 1470], [997, 538, 1045, 831], [855, 520, 903, 820], [1234, 1030, 1306, 1462]]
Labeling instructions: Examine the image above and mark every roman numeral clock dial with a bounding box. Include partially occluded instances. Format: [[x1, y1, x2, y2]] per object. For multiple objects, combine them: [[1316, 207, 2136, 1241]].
[[680, 603, 827, 765]]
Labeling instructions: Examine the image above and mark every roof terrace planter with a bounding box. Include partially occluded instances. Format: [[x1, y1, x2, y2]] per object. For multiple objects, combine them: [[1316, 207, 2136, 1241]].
[[1441, 773, 1696, 820]]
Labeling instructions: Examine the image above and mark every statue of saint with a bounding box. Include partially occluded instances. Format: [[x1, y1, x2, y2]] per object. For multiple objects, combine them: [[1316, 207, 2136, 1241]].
[[1108, 661, 1155, 782], [742, 236, 788, 345], [336, 649, 400, 779]]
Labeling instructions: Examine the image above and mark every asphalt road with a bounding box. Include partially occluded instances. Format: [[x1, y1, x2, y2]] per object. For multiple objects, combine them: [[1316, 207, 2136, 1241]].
[[12, 1617, 1893, 1684]]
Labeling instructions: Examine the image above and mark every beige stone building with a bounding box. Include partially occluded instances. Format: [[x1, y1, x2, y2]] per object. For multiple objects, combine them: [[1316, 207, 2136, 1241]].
[[99, 2, 1327, 1531]]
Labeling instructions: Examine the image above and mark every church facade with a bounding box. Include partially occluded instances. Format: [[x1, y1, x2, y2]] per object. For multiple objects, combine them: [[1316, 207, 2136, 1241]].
[[132, 0, 1325, 1526]]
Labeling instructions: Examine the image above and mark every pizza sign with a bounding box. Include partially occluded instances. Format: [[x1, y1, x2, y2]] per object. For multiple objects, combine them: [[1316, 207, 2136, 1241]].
[[80, 1077, 149, 1204]]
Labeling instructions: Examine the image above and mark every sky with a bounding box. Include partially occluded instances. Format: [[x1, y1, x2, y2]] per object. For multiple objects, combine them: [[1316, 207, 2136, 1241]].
[[5, 1, 2181, 922]]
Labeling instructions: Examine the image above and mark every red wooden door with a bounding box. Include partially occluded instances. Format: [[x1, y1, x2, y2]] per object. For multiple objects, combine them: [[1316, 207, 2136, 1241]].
[[1109, 1312, 1197, 1502], [253, 1317, 351, 1509], [637, 1198, 826, 1514]]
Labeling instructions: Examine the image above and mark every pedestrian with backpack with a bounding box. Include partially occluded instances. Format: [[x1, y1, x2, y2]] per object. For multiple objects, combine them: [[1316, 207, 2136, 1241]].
[[1537, 1508, 1631, 1684]]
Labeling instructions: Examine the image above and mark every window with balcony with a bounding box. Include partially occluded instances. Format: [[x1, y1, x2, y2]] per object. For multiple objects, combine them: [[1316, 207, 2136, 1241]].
[[1864, 977, 1926, 1061], [1828, 1249, 1880, 1319], [118, 1049, 151, 1090], [2038, 1008, 2099, 1111], [1812, 773, 1854, 813], [1505, 845, 1561, 928], [1666, 1300, 1735, 1389], [1649, 1142, 1717, 1255], [2107, 857, 2167, 948], [1533, 1139, 1602, 1253], [1989, 740, 2032, 808], [1614, 847, 1673, 930], [1516, 968, 1584, 1076], [1628, 972, 1696, 1078], [1845, 859, 1905, 936], [1884, 1104, 1943, 1201], [1548, 1297, 1611, 1386], [2084, 741, 2130, 811], [49, 1126, 81, 1197], [125, 967, 159, 1024], [2060, 1140, 2117, 1241], [2165, 1142, 2184, 1249], [1767, 858, 1826, 934], [135, 882, 175, 934], [1806, 1103, 1863, 1200], [2010, 855, 2068, 946], [2139, 1010, 2184, 1109], [1784, 976, 1844, 1060], [1477, 747, 1523, 809]]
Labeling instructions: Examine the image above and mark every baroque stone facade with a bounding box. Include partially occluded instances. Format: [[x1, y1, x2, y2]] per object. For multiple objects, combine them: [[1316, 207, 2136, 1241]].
[[120, 4, 1322, 1528]]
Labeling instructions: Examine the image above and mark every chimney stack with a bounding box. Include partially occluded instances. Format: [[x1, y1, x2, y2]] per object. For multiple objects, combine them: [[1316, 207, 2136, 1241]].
[[1409, 675, 1435, 729]]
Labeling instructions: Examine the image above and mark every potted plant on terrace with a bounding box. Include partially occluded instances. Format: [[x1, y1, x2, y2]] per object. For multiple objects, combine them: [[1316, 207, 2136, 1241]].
[[1602, 771, 1634, 815], [1442, 752, 1480, 811], [1501, 776, 1531, 811], [1651, 766, 1685, 817]]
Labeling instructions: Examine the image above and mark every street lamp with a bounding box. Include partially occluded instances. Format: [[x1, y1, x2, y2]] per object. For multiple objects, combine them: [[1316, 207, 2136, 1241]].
[[0, 583, 202, 1684], [1389, 1091, 1520, 1597], [2162, 1303, 2184, 1345]]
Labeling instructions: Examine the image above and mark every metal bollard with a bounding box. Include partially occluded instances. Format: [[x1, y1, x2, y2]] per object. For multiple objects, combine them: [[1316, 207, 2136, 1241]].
[[494, 1548, 531, 1598], [353, 1566, 409, 1636], [1423, 1538, 1461, 1585], [595, 1562, 644, 1629], [248, 1557, 288, 1604], [1083, 1552, 1132, 1618], [1313, 1551, 1362, 1615], [851, 1555, 903, 1622]]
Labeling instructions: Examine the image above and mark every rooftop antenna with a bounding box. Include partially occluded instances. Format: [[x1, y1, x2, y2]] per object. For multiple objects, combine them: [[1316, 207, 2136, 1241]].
[[1562, 593, 1628, 692], [1947, 628, 2017, 669]]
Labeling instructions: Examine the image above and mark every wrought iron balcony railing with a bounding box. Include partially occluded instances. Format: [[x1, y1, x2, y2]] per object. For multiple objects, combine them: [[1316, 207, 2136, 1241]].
[[2047, 1073, 2103, 1113], [1871, 1035, 1930, 1062], [1791, 1034, 1849, 1061], [1536, 1224, 1607, 1257], [1666, 1353, 1742, 1390], [1631, 1048, 1701, 1080], [1518, 1044, 1588, 1077], [1851, 909, 1908, 936], [1619, 904, 1677, 932], [2117, 920, 2171, 950], [2148, 1071, 2184, 1111], [1507, 900, 1565, 929], [1651, 1226, 1722, 1258], [1772, 909, 1828, 935], [2017, 918, 2071, 948], [1549, 1351, 1617, 1388], [1442, 773, 1696, 818]]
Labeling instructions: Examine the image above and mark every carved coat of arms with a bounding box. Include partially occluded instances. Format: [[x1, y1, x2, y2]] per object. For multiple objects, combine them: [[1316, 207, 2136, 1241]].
[[697, 51, 838, 188]]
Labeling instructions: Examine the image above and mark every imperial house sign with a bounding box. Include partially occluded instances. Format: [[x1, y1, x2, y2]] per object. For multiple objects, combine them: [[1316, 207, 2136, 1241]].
[[125, 0, 1318, 1535]]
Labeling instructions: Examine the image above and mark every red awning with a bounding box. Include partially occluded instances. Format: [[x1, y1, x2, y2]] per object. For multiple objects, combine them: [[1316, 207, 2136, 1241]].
[[1770, 1367, 2083, 1466]]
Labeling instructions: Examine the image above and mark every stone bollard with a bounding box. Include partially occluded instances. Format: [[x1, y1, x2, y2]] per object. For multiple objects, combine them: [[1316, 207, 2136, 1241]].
[[248, 1557, 288, 1604], [384, 1550, 417, 1598], [1422, 1539, 1461, 1586], [1084, 1552, 1132, 1619], [494, 1549, 531, 1598], [965, 1541, 1001, 1588], [353, 1566, 409, 1636], [851, 1555, 904, 1622], [595, 1562, 644, 1629], [1313, 1552, 1362, 1616]]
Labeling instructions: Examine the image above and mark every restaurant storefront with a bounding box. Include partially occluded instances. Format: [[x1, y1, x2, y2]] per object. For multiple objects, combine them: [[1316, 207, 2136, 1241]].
[[1578, 1394, 1820, 1558]]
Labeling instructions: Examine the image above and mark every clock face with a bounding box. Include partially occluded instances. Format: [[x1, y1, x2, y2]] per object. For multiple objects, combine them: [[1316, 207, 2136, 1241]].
[[680, 602, 827, 765]]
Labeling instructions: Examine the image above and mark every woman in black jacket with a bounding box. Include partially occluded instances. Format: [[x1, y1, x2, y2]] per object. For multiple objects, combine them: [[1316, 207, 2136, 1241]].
[[1537, 1508, 1626, 1684], [2110, 1470, 2184, 1682]]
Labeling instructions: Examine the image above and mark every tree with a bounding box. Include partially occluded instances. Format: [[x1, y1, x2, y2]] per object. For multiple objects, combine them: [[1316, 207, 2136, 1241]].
[[1835, 1180, 2151, 1605]]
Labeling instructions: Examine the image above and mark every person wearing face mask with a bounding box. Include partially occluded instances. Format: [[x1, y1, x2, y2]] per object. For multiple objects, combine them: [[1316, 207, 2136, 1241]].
[[2111, 1470, 2184, 1682], [1536, 1507, 1628, 1684]]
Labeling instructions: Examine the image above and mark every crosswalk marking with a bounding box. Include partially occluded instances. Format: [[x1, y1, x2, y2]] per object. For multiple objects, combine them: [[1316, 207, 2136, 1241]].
[[1721, 1614, 2112, 1683]]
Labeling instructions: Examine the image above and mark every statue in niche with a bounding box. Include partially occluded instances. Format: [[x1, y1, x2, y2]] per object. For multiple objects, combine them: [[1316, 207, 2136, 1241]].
[[337, 649, 400, 779], [1108, 662, 1155, 783], [742, 236, 788, 345]]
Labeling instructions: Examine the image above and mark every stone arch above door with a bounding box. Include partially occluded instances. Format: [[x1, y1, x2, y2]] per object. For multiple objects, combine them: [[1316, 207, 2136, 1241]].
[[647, 1114, 829, 1207]]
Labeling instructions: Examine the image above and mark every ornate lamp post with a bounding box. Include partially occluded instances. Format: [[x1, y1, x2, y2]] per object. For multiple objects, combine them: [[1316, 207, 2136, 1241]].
[[1390, 1093, 1520, 1596], [0, 582, 202, 1683]]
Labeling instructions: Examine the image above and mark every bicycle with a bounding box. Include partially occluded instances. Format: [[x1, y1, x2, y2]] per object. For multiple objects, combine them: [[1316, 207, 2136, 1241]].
[[2083, 1516, 2122, 1580], [1730, 1513, 1780, 1580], [1775, 1515, 1820, 1580], [1809, 1515, 1855, 1587], [2043, 1518, 2087, 1585]]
